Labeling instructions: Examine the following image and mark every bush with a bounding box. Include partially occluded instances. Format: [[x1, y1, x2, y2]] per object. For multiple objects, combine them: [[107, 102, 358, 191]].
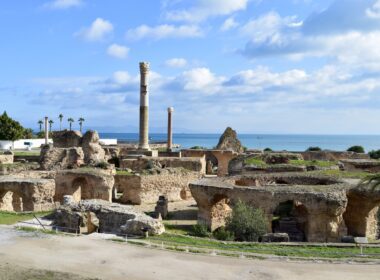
[[96, 161, 109, 169], [190, 146, 207, 150], [213, 227, 235, 241], [226, 200, 268, 242], [369, 150, 380, 160], [191, 223, 210, 237], [347, 145, 365, 153], [264, 148, 273, 152], [306, 146, 322, 152]]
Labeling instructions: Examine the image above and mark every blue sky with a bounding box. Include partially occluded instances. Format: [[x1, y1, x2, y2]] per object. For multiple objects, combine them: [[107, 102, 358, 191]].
[[1, 0, 380, 134]]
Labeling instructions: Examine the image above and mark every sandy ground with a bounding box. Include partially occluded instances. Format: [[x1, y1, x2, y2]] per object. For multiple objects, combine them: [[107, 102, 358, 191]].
[[0, 226, 379, 280]]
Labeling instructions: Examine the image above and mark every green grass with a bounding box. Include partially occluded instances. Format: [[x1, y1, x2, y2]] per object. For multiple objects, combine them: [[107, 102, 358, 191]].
[[148, 233, 380, 259], [116, 170, 133, 175], [0, 211, 52, 225], [289, 160, 338, 168], [16, 226, 58, 235], [316, 170, 373, 179], [244, 157, 267, 167], [12, 151, 40, 156]]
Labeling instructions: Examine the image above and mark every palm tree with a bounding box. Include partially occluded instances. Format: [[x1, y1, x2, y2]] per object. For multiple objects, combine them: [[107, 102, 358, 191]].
[[48, 119, 54, 132], [67, 118, 74, 131], [78, 117, 85, 133], [38, 120, 43, 132], [58, 114, 64, 130]]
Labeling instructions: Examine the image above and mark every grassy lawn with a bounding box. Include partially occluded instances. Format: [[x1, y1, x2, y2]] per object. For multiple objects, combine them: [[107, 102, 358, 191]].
[[0, 211, 52, 225], [116, 170, 133, 175], [244, 157, 267, 166], [147, 233, 380, 259], [12, 151, 40, 156], [316, 169, 373, 179], [289, 160, 338, 168]]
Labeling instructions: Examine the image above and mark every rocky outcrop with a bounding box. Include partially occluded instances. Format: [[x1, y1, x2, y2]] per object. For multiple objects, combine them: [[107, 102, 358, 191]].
[[216, 127, 244, 153], [40, 145, 84, 170], [0, 176, 55, 212], [40, 130, 107, 170], [82, 131, 106, 165], [52, 130, 83, 148], [53, 199, 165, 236], [54, 169, 114, 203]]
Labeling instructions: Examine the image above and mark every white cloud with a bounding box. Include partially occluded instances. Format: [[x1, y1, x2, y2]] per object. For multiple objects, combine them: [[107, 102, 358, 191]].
[[366, 0, 380, 19], [220, 17, 239, 31], [107, 44, 130, 59], [44, 0, 83, 9], [126, 24, 203, 40], [76, 18, 113, 42], [165, 0, 249, 22], [165, 58, 188, 68]]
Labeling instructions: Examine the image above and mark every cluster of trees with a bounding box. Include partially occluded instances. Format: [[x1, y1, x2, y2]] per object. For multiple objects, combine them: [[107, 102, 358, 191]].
[[37, 114, 85, 132], [0, 111, 87, 141]]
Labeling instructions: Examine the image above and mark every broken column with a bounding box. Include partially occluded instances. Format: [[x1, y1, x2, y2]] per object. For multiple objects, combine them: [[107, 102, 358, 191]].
[[167, 107, 174, 152], [139, 62, 150, 151], [44, 116, 49, 145]]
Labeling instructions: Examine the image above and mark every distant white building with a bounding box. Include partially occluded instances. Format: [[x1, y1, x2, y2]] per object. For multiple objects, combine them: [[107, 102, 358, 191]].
[[0, 138, 117, 150]]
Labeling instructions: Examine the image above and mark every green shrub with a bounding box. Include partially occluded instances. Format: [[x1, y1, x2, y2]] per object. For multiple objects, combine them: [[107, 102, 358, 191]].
[[264, 148, 273, 152], [191, 223, 210, 237], [190, 146, 207, 150], [213, 227, 235, 241], [96, 161, 109, 169], [369, 150, 380, 159], [347, 145, 365, 153], [226, 200, 268, 242], [306, 146, 322, 152]]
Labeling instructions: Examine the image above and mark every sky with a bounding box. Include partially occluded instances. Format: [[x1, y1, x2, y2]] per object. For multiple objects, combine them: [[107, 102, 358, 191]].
[[1, 0, 380, 134]]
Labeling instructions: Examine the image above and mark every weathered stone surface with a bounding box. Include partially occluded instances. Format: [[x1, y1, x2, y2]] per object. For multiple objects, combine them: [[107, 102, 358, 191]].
[[190, 173, 353, 242], [52, 130, 83, 148], [82, 131, 106, 165], [262, 153, 303, 164], [54, 199, 164, 236], [0, 176, 55, 212], [55, 169, 114, 203], [216, 127, 244, 153], [261, 233, 290, 243], [0, 153, 13, 164], [114, 168, 201, 204], [341, 159, 380, 173], [120, 156, 206, 174], [243, 164, 307, 174], [40, 144, 84, 170], [301, 151, 369, 161]]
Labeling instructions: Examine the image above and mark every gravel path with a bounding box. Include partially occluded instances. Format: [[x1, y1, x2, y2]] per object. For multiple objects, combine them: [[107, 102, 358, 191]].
[[0, 226, 379, 280]]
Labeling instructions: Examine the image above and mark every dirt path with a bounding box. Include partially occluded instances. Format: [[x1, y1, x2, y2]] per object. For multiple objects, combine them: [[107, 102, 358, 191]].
[[0, 226, 379, 280]]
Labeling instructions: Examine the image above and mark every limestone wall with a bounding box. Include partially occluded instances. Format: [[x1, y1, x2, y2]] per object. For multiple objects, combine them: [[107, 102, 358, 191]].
[[55, 170, 114, 203], [114, 170, 201, 204], [341, 159, 380, 173], [0, 177, 55, 212], [0, 154, 13, 164], [301, 151, 369, 161]]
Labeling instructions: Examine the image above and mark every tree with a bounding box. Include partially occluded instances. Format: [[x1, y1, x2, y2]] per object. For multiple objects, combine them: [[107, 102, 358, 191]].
[[369, 150, 380, 160], [67, 118, 74, 131], [306, 146, 322, 152], [347, 145, 365, 153], [58, 114, 63, 130], [38, 120, 43, 132], [48, 119, 54, 132], [0, 111, 27, 141], [78, 117, 85, 133], [23, 128, 34, 139], [226, 200, 268, 242]]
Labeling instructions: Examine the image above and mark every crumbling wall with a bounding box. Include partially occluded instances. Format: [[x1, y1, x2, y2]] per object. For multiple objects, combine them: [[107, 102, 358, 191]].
[[115, 169, 201, 204]]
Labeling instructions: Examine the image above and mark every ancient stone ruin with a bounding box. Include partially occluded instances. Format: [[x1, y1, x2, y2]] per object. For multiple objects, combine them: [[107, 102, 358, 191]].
[[216, 127, 244, 153], [189, 173, 380, 242], [54, 199, 165, 236]]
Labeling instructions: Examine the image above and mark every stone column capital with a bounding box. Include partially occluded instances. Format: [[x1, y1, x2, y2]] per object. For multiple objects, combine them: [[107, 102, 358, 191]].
[[139, 62, 150, 73], [167, 107, 174, 113]]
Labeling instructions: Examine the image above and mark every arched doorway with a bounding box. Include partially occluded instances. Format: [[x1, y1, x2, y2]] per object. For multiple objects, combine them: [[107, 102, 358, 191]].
[[206, 153, 218, 175], [71, 177, 91, 202], [272, 200, 308, 241], [209, 194, 232, 231], [0, 191, 23, 212]]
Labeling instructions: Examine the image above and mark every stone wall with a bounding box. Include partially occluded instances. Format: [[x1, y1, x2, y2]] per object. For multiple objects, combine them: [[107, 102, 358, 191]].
[[114, 169, 201, 204], [301, 151, 369, 161], [120, 157, 206, 174], [54, 169, 114, 203], [341, 159, 380, 173], [0, 154, 13, 165], [0, 177, 55, 212], [189, 174, 378, 242]]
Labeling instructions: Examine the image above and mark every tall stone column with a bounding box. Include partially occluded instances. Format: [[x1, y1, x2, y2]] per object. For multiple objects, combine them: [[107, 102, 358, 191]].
[[139, 62, 150, 150], [44, 116, 49, 145], [167, 107, 174, 151]]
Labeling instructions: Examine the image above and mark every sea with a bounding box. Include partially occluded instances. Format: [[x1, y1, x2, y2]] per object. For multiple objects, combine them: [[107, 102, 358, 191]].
[[99, 133, 380, 152]]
